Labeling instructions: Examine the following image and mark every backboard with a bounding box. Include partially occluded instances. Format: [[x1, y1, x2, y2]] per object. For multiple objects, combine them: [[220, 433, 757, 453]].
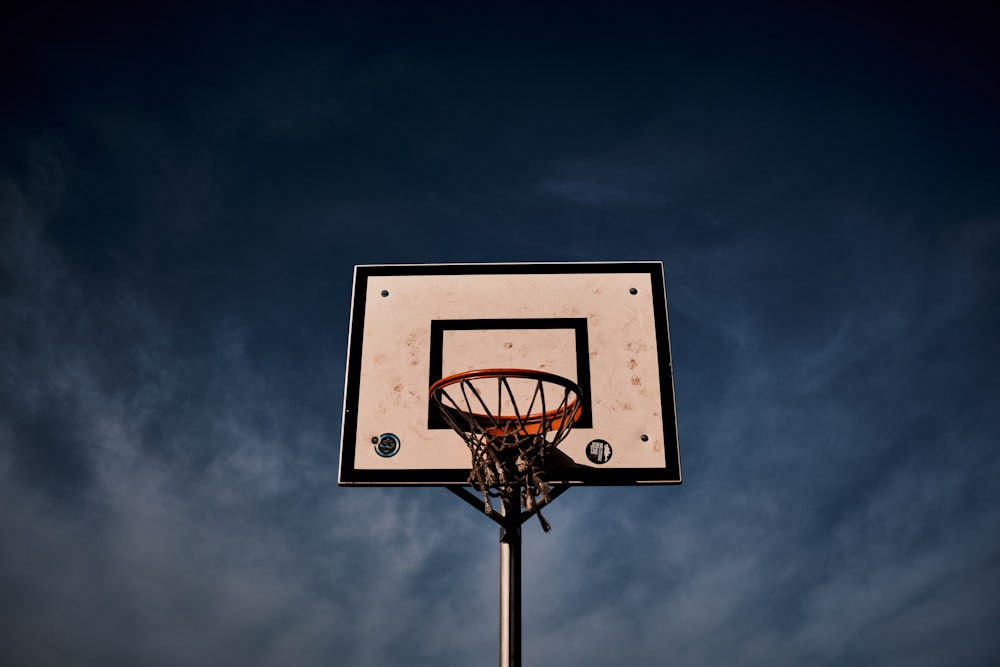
[[338, 262, 680, 486]]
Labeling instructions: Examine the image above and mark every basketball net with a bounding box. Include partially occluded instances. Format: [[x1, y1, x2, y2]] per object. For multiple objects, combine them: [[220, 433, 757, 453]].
[[430, 369, 583, 527]]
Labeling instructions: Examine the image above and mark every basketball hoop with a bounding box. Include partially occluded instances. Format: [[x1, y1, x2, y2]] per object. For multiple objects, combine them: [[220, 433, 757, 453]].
[[430, 369, 583, 522], [341, 263, 681, 667]]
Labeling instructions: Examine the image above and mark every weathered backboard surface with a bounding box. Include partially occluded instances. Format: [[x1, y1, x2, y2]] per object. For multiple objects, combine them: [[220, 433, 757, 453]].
[[338, 262, 680, 485]]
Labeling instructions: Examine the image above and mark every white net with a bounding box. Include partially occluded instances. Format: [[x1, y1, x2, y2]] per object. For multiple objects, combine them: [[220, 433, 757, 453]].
[[430, 370, 582, 521]]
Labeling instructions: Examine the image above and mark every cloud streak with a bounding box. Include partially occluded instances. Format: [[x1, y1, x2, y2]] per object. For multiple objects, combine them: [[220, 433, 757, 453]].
[[0, 161, 496, 666]]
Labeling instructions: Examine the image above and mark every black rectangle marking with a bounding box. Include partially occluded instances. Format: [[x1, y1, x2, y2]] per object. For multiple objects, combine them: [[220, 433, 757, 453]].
[[427, 318, 592, 429]]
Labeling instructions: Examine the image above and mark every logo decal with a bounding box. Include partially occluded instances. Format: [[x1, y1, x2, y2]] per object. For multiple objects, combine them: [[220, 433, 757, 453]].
[[586, 439, 612, 464], [374, 433, 401, 457]]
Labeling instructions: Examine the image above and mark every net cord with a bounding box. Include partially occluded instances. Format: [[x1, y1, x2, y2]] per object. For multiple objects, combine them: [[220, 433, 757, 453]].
[[431, 373, 578, 518]]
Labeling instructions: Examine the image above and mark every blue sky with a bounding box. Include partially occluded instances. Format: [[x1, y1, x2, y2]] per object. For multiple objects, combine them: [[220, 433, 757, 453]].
[[2, 3, 998, 665]]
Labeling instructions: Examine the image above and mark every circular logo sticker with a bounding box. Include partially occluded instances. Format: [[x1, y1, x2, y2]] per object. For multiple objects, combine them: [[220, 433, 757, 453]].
[[586, 439, 612, 464], [374, 433, 401, 458]]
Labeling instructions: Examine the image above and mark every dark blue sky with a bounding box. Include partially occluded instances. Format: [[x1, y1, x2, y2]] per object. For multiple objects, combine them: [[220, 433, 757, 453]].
[[2, 3, 999, 666]]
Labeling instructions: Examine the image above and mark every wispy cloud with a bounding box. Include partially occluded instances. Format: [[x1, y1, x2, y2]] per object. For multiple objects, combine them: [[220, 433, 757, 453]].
[[0, 158, 495, 666], [541, 176, 671, 209]]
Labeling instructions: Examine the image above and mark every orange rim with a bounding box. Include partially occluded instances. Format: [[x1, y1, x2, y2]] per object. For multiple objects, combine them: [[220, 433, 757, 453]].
[[429, 368, 583, 436]]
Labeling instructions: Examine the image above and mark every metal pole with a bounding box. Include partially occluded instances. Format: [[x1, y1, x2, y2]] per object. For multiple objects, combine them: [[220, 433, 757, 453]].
[[499, 491, 521, 667]]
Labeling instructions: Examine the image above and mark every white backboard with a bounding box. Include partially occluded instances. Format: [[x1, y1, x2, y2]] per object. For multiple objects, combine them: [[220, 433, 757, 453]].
[[339, 262, 680, 485]]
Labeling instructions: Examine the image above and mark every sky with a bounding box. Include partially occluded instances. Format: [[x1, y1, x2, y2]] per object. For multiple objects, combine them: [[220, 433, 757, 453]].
[[2, 2, 999, 665]]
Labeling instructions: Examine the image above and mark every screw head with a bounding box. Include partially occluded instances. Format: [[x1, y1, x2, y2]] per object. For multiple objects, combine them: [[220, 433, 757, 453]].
[[381, 290, 389, 297], [641, 434, 649, 442], [629, 287, 638, 295]]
